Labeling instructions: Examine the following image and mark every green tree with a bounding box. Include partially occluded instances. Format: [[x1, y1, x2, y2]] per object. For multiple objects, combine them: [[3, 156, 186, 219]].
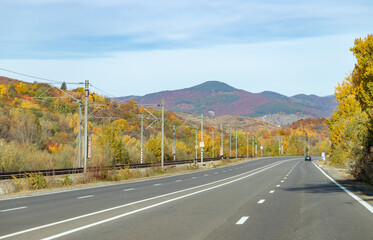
[[61, 82, 67, 90]]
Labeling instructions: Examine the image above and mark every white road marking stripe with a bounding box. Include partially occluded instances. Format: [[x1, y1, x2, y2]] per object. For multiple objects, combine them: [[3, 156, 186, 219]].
[[281, 180, 284, 183], [77, 195, 94, 199], [313, 162, 373, 214], [123, 188, 134, 192], [42, 162, 287, 240], [153, 183, 162, 186], [192, 177, 196, 179], [0, 160, 292, 240], [0, 206, 27, 212], [214, 172, 218, 174], [257, 199, 266, 204], [175, 180, 182, 182], [204, 174, 209, 176], [236, 216, 249, 225], [276, 185, 280, 187], [269, 190, 275, 193], [284, 177, 287, 179]]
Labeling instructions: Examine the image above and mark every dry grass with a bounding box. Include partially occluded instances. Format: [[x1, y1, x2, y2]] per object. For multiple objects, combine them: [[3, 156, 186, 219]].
[[0, 157, 253, 196]]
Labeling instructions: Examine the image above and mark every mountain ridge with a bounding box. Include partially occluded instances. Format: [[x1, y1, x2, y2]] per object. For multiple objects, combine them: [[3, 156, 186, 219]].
[[113, 81, 337, 125]]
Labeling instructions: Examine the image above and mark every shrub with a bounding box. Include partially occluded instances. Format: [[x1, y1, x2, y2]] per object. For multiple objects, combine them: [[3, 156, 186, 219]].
[[26, 173, 47, 189]]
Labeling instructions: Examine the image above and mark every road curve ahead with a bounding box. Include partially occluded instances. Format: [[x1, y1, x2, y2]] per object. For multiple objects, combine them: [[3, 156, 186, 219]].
[[0, 157, 372, 240]]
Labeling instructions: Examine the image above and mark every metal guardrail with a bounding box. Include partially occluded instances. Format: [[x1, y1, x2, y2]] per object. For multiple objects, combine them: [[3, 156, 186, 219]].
[[0, 156, 245, 180]]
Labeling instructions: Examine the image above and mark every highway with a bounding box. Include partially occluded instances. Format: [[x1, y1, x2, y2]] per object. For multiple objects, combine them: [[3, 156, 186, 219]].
[[0, 157, 372, 240]]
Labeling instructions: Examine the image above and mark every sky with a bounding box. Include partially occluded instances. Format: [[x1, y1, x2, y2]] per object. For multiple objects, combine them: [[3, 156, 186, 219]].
[[0, 0, 372, 97]]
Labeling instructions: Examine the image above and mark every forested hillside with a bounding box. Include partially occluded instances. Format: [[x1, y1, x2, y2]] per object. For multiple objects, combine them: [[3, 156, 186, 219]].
[[0, 77, 330, 172]]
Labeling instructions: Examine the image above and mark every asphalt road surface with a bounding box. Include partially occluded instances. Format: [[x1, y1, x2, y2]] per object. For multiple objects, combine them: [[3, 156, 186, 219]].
[[0, 157, 372, 240]]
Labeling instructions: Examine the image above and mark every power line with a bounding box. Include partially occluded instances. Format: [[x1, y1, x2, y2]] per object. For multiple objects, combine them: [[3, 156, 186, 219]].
[[89, 84, 116, 98], [0, 67, 82, 85], [0, 67, 62, 84]]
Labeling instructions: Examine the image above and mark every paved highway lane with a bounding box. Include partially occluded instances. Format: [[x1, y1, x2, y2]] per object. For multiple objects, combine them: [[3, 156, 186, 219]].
[[0, 157, 372, 239]]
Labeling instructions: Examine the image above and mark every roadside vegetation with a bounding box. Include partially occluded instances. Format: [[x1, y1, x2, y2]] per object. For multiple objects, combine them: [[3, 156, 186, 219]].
[[328, 34, 373, 184], [0, 76, 330, 176]]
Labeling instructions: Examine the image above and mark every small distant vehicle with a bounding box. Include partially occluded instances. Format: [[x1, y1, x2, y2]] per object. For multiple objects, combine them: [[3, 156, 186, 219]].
[[305, 155, 312, 161]]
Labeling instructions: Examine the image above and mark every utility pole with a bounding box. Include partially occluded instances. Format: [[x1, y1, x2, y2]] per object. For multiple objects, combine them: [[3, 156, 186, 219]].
[[279, 136, 281, 156], [201, 114, 204, 164], [229, 133, 232, 157], [260, 135, 263, 157], [78, 101, 82, 167], [235, 131, 238, 159], [140, 115, 144, 164], [246, 132, 249, 159], [212, 131, 214, 158], [172, 125, 176, 160], [304, 136, 307, 156], [308, 136, 310, 156], [220, 124, 223, 159], [161, 99, 164, 171], [195, 128, 198, 162], [83, 80, 89, 172], [252, 135, 254, 157]]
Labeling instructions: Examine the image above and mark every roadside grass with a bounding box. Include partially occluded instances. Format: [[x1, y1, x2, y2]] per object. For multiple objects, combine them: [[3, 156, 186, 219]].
[[0, 157, 254, 196]]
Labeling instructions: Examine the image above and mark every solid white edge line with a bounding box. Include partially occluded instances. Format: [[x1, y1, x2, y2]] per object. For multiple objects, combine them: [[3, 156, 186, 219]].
[[123, 188, 134, 192], [0, 158, 299, 239], [313, 162, 373, 214], [0, 206, 27, 212], [236, 216, 249, 225]]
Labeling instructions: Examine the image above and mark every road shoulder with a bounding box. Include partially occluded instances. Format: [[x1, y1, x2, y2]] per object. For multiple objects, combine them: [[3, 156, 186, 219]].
[[314, 160, 373, 205]]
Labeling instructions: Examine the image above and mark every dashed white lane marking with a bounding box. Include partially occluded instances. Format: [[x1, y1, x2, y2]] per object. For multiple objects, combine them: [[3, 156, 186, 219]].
[[284, 177, 287, 179], [123, 188, 134, 192], [77, 195, 94, 199], [236, 216, 249, 225], [204, 174, 209, 177], [276, 185, 280, 187], [214, 172, 218, 174], [192, 177, 197, 179], [281, 180, 284, 183], [269, 190, 275, 193], [257, 199, 266, 204], [0, 206, 28, 212], [175, 180, 182, 182], [153, 183, 162, 186]]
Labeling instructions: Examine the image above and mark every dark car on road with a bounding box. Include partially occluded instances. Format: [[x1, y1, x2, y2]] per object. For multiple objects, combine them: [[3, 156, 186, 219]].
[[305, 155, 312, 161]]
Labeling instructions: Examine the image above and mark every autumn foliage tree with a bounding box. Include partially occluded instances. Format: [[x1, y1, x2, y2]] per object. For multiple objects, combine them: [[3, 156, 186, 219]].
[[329, 34, 373, 183]]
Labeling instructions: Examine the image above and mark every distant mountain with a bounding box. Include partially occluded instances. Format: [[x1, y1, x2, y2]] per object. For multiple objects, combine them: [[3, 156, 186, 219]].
[[114, 81, 337, 125]]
